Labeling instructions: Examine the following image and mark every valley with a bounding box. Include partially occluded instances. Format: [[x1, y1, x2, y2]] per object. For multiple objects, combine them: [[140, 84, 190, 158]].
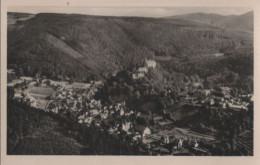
[[7, 11, 254, 156]]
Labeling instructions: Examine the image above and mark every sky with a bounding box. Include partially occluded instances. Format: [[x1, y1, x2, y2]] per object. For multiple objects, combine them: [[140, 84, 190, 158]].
[[7, 6, 252, 18]]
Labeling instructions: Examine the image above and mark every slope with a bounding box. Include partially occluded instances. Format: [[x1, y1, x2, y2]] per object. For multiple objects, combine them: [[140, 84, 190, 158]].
[[8, 13, 253, 84]]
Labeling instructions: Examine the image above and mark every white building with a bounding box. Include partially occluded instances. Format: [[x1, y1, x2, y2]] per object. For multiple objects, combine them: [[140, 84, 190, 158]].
[[120, 109, 125, 116], [145, 59, 156, 68], [228, 103, 248, 111], [138, 67, 148, 73], [122, 122, 132, 132], [94, 81, 103, 86], [132, 73, 145, 79], [194, 141, 199, 148], [142, 127, 151, 137], [20, 76, 33, 81], [84, 117, 93, 124], [7, 69, 15, 74], [214, 53, 224, 57], [89, 109, 99, 116], [178, 139, 183, 149]]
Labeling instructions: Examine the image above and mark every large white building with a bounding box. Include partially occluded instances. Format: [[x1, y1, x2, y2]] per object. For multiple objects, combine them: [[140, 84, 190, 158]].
[[145, 59, 156, 68]]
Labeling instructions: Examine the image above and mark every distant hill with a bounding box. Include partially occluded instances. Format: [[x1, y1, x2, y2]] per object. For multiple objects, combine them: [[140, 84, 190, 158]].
[[166, 11, 253, 32], [8, 12, 35, 25], [8, 12, 253, 85]]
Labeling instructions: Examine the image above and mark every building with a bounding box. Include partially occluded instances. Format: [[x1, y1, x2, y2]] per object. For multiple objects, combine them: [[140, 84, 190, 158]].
[[132, 73, 145, 79], [228, 103, 248, 111], [210, 99, 215, 105], [177, 139, 183, 149], [137, 67, 148, 73], [84, 117, 93, 124], [194, 141, 199, 148], [153, 115, 163, 123], [20, 76, 33, 81], [251, 95, 254, 101], [214, 53, 224, 57], [203, 89, 211, 97], [122, 122, 132, 132], [120, 109, 125, 116], [94, 81, 103, 86], [7, 69, 15, 74], [161, 136, 170, 144], [142, 127, 151, 137], [145, 59, 157, 68], [14, 93, 22, 99], [89, 109, 100, 116]]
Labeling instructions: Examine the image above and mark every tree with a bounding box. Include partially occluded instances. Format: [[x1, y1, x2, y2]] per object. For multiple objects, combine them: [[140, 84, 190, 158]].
[[7, 87, 14, 99], [219, 146, 226, 155], [225, 142, 231, 154], [18, 67, 24, 77], [26, 65, 32, 76]]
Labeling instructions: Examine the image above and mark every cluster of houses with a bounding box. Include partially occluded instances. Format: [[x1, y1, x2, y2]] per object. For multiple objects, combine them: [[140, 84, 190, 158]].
[[77, 100, 159, 144], [9, 75, 105, 114], [78, 101, 127, 125], [132, 59, 156, 79], [208, 87, 251, 111], [181, 85, 252, 111], [142, 134, 206, 155], [8, 65, 253, 155], [46, 81, 103, 114]]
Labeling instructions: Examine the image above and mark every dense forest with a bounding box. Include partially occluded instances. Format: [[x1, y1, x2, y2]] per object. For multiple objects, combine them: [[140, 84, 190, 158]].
[[8, 12, 253, 94]]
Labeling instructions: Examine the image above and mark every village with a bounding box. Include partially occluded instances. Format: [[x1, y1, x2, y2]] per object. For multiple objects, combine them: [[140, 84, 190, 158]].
[[7, 58, 253, 155]]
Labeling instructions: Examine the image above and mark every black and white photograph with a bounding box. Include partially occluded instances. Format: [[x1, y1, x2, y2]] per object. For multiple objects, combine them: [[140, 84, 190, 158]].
[[4, 3, 254, 157]]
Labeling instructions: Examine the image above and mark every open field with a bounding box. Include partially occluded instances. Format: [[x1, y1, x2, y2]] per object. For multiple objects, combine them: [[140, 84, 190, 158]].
[[67, 82, 91, 89], [25, 86, 55, 109], [167, 104, 200, 121], [28, 86, 55, 96], [50, 80, 69, 86], [7, 79, 23, 87]]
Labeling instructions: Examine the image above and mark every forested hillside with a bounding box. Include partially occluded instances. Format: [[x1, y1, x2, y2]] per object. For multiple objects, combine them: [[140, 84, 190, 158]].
[[8, 12, 253, 93]]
